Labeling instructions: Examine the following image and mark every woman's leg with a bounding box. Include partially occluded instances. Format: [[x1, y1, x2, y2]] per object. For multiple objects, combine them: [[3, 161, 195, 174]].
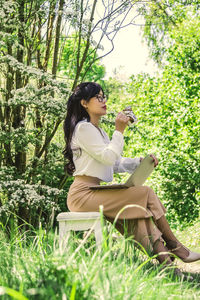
[[145, 188, 189, 259], [135, 218, 172, 265], [152, 239, 172, 265], [106, 216, 173, 265], [155, 216, 190, 259], [146, 190, 200, 262], [68, 177, 200, 263]]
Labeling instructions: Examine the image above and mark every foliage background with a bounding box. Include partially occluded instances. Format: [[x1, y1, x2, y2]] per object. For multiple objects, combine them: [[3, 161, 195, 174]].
[[0, 0, 199, 231]]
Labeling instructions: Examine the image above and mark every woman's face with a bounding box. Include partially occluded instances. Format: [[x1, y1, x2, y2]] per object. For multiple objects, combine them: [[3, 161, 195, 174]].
[[81, 90, 107, 118]]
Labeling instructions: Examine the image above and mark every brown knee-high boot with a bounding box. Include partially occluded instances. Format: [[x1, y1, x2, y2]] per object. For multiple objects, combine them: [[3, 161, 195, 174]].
[[155, 215, 200, 263]]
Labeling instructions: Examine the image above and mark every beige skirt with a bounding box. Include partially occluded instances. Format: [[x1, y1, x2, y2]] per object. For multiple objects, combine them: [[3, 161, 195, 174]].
[[67, 175, 166, 249]]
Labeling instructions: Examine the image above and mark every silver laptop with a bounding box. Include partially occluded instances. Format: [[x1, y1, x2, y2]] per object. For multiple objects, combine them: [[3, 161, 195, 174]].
[[90, 155, 154, 190]]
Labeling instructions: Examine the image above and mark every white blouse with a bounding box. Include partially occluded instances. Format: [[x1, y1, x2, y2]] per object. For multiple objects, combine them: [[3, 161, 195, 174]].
[[71, 119, 140, 182]]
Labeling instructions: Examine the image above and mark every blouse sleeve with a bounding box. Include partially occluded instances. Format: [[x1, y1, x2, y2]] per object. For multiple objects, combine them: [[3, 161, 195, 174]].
[[113, 156, 141, 173], [74, 122, 124, 166]]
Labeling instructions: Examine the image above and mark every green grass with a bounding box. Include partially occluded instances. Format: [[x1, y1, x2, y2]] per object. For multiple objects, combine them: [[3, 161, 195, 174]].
[[0, 221, 200, 300]]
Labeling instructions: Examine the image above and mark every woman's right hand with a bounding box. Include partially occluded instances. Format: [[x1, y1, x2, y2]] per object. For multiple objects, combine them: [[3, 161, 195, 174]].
[[115, 112, 130, 134]]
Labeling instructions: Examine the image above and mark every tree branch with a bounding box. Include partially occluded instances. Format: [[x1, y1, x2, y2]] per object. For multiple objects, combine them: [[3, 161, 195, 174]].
[[52, 0, 65, 77], [43, 0, 56, 71]]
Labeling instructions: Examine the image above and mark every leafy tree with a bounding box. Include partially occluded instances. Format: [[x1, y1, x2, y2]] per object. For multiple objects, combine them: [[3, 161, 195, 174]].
[[59, 35, 105, 83], [140, 1, 200, 65], [125, 16, 200, 226], [102, 12, 200, 226], [0, 0, 145, 230]]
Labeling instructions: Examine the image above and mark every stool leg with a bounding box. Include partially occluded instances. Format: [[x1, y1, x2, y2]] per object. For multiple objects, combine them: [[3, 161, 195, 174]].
[[59, 221, 70, 250], [94, 221, 103, 248]]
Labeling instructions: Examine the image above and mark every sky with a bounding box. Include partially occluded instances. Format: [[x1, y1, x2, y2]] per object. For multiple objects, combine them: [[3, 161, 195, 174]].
[[101, 25, 159, 79], [93, 0, 159, 80]]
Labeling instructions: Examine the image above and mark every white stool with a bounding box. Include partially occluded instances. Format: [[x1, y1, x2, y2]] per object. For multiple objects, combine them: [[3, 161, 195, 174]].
[[57, 212, 103, 249]]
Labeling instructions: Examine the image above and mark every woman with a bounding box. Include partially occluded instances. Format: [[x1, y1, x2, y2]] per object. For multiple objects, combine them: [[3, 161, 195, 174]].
[[63, 82, 200, 275]]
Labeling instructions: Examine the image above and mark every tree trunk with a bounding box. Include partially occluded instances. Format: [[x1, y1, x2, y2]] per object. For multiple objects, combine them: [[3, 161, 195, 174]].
[[52, 0, 64, 77], [13, 0, 26, 174], [72, 0, 97, 89], [40, 0, 64, 184], [3, 42, 14, 167], [34, 16, 44, 158], [43, 0, 56, 71]]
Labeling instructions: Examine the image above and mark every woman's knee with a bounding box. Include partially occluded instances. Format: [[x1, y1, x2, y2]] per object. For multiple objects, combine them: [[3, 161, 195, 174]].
[[143, 185, 154, 193], [143, 185, 158, 198], [137, 185, 153, 197]]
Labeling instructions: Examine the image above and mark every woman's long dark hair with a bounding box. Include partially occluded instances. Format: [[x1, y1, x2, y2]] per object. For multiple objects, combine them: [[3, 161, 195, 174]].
[[63, 82, 103, 175]]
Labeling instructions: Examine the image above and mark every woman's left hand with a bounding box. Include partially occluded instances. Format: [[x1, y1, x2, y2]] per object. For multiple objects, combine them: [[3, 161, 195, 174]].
[[150, 154, 159, 167]]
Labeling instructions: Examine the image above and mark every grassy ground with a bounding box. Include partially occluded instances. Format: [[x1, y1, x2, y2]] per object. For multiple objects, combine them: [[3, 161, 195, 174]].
[[0, 220, 199, 300], [174, 222, 200, 274]]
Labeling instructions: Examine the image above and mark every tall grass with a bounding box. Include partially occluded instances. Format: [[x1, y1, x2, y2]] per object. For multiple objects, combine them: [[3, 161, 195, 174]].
[[0, 221, 200, 300]]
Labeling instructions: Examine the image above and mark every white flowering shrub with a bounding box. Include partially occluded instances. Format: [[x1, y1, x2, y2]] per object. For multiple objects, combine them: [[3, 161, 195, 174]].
[[0, 168, 66, 229], [0, 0, 71, 230]]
